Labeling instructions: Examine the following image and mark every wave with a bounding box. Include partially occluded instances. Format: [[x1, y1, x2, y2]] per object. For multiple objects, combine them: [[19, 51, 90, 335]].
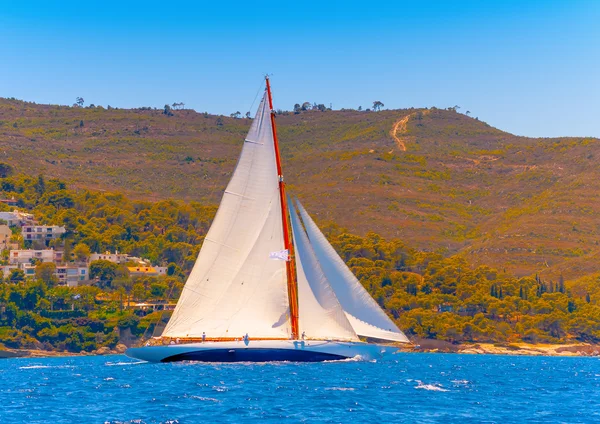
[[19, 365, 75, 370], [186, 395, 221, 403], [105, 361, 146, 366], [414, 380, 449, 392], [323, 355, 375, 363]]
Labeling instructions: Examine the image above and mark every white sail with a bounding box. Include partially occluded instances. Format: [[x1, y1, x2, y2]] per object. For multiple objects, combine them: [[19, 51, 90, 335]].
[[163, 92, 291, 339], [289, 199, 358, 341], [295, 200, 410, 343]]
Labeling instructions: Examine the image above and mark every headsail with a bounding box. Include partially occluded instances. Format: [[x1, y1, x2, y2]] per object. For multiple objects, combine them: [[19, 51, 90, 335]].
[[289, 199, 358, 341], [163, 92, 290, 339], [295, 200, 410, 343]]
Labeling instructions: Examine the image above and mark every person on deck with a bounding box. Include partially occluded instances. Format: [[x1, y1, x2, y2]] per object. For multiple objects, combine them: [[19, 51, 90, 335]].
[[202, 332, 206, 342]]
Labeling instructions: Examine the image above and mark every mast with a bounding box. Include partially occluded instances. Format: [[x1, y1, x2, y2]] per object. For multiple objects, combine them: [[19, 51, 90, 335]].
[[265, 76, 299, 340]]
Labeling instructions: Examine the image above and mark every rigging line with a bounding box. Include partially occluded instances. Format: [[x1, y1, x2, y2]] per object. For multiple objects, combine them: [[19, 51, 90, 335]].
[[247, 79, 265, 116]]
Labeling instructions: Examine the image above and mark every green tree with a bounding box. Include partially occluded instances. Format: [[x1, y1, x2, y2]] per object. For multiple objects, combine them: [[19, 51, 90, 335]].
[[0, 163, 13, 178], [372, 101, 384, 111], [73, 243, 91, 263], [9, 269, 25, 283], [35, 262, 58, 286], [89, 260, 119, 286], [36, 298, 51, 311], [35, 174, 46, 196]]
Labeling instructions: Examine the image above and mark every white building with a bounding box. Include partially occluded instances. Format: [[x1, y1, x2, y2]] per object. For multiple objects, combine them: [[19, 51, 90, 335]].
[[9, 249, 64, 265], [0, 210, 35, 226], [56, 265, 89, 287], [20, 263, 89, 287], [89, 251, 132, 264], [22, 225, 66, 241], [0, 212, 20, 227]]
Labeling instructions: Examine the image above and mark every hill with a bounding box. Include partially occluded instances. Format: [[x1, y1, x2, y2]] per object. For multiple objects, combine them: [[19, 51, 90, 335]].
[[0, 98, 598, 279]]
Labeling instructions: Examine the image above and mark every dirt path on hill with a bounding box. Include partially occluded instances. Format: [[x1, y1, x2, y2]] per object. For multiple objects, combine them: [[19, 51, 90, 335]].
[[391, 110, 429, 151]]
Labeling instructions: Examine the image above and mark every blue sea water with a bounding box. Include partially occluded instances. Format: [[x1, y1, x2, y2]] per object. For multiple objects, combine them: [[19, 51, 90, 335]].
[[0, 353, 598, 423]]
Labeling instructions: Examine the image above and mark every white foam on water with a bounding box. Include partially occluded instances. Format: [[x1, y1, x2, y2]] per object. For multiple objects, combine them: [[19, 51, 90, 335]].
[[323, 355, 375, 364], [105, 361, 146, 366], [19, 365, 75, 370], [187, 395, 221, 403], [414, 380, 449, 392], [325, 387, 356, 391]]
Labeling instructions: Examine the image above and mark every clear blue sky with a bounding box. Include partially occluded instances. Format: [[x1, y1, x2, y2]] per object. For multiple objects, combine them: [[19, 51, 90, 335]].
[[1, 0, 598, 137]]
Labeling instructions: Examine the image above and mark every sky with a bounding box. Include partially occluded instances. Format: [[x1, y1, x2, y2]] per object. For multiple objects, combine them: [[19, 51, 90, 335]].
[[0, 0, 598, 138]]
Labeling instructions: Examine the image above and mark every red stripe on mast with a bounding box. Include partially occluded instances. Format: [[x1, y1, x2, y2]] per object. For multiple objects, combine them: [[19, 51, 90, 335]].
[[265, 76, 299, 340]]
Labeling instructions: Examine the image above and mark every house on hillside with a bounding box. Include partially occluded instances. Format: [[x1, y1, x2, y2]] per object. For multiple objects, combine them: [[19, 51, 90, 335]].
[[89, 251, 134, 264], [9, 249, 64, 264], [0, 211, 28, 227], [127, 266, 167, 278], [127, 300, 176, 312], [22, 225, 66, 241], [0, 197, 18, 207], [55, 265, 89, 287], [20, 263, 89, 287]]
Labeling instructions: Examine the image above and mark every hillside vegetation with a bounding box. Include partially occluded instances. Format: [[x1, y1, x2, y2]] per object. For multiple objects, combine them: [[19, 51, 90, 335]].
[[0, 97, 598, 280], [2, 174, 600, 353]]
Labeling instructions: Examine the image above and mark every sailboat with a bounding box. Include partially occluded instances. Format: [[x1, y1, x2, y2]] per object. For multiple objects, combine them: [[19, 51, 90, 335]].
[[126, 77, 410, 363]]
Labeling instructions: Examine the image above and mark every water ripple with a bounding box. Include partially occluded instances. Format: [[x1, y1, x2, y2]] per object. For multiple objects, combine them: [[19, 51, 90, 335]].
[[1, 354, 600, 423]]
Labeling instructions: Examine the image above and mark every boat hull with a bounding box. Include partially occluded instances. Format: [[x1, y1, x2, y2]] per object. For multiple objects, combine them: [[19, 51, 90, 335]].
[[125, 339, 397, 363]]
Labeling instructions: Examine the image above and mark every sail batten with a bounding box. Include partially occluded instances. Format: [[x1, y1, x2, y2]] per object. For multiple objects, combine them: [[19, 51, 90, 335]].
[[295, 200, 410, 343]]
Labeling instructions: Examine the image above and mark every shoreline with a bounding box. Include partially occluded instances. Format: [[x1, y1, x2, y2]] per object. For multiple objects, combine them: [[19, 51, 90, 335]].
[[3, 342, 600, 359], [0, 344, 128, 359], [408, 339, 600, 357]]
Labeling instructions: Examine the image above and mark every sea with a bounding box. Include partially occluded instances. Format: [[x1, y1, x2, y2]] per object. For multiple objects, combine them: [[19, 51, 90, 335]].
[[0, 353, 598, 423]]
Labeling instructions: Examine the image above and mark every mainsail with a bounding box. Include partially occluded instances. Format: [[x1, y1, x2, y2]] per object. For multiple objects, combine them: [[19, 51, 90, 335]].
[[295, 200, 410, 343], [163, 92, 290, 339], [289, 199, 358, 341]]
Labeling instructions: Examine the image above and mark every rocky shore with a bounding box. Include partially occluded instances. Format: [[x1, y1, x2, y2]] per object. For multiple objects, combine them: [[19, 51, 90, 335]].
[[410, 338, 600, 356], [0, 343, 129, 359]]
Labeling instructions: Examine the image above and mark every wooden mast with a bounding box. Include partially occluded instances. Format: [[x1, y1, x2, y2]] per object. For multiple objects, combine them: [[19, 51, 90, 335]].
[[265, 76, 299, 340]]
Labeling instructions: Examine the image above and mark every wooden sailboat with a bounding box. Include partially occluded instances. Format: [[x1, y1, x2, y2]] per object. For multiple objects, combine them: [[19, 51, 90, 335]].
[[126, 77, 410, 362]]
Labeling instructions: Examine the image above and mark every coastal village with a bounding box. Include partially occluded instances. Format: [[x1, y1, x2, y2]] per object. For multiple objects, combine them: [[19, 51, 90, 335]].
[[0, 200, 171, 311]]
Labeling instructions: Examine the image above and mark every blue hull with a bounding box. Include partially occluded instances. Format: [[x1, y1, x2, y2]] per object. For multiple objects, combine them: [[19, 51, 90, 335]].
[[161, 348, 346, 363], [126, 340, 396, 363]]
